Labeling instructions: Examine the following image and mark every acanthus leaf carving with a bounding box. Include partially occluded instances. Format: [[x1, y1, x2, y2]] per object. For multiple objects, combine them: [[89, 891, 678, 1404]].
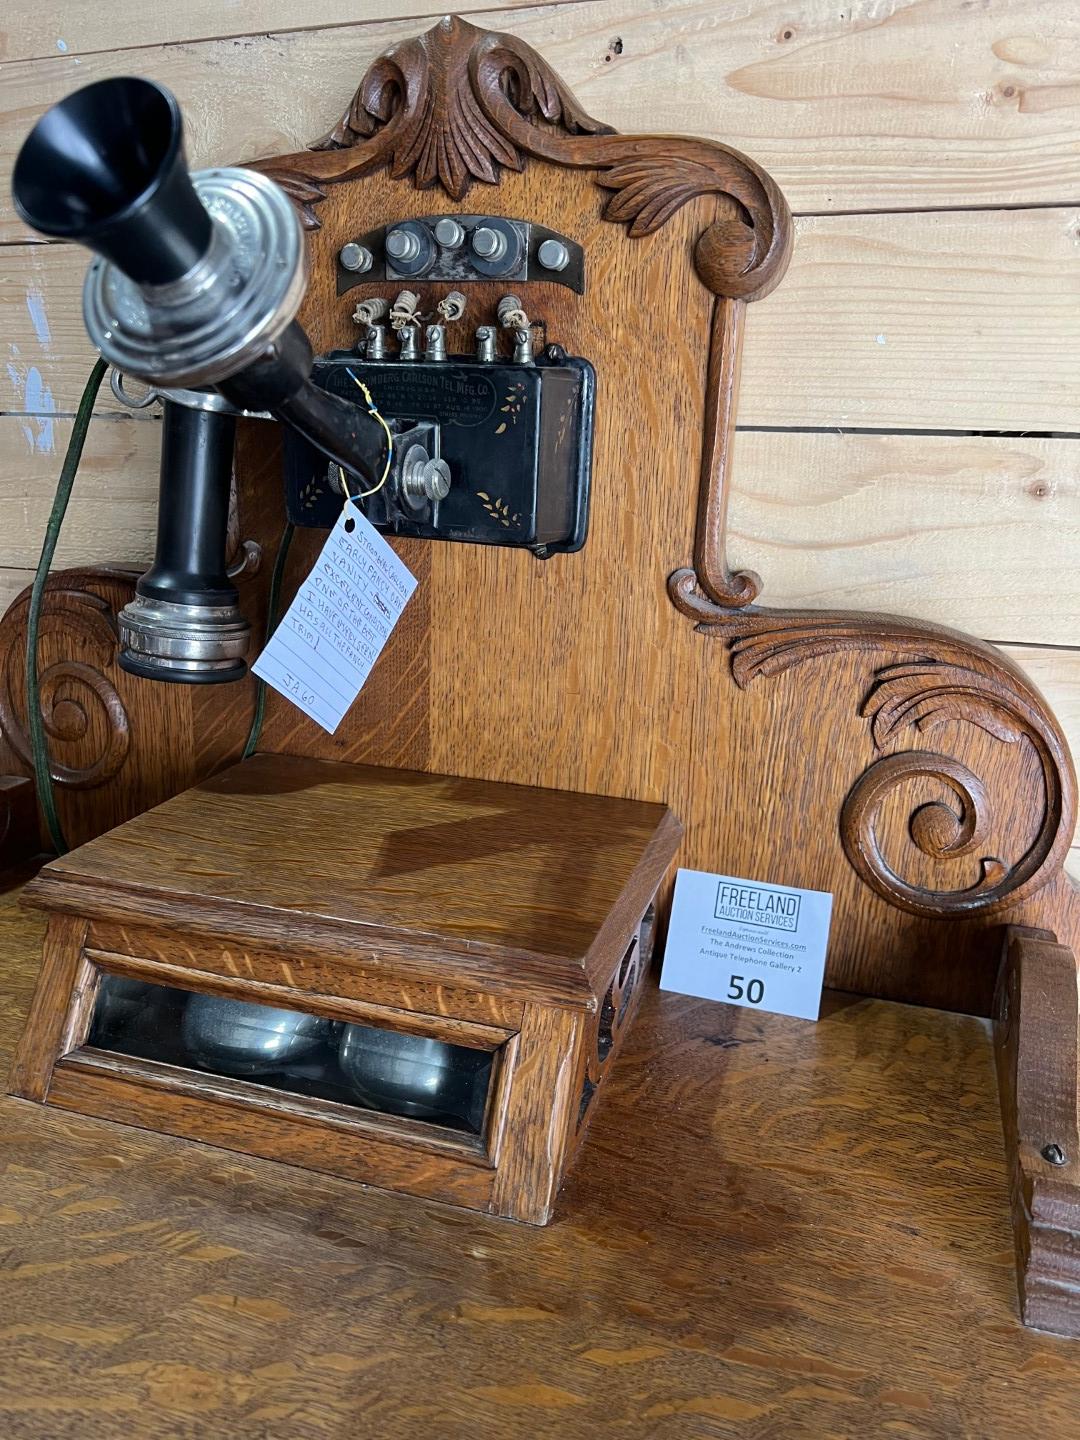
[[246, 17, 612, 212], [244, 16, 792, 302], [248, 167, 328, 231]]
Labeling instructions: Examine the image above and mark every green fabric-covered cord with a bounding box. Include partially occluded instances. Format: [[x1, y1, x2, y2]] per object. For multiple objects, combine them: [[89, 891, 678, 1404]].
[[27, 357, 109, 856], [241, 520, 294, 759]]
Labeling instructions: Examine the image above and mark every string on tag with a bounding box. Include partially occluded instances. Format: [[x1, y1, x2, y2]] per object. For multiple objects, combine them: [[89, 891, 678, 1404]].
[[338, 367, 394, 505]]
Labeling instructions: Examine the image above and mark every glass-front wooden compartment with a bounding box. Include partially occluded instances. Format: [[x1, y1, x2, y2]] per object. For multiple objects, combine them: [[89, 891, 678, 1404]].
[[87, 974, 496, 1135]]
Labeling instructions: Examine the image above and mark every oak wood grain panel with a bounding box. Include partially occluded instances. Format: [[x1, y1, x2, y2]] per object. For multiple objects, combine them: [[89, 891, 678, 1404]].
[[5, 913, 85, 1099], [87, 921, 526, 1029], [46, 1059, 497, 1210], [2, 416, 1077, 648], [994, 929, 1080, 1336], [25, 753, 680, 1006], [488, 1001, 582, 1223], [7, 206, 1078, 430], [1, 878, 1079, 1435], [2, 0, 1078, 215], [61, 1045, 495, 1165], [3, 418, 1078, 653], [218, 160, 1080, 1015]]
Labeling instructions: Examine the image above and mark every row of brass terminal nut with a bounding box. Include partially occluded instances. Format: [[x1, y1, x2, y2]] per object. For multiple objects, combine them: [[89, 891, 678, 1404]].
[[351, 293, 535, 364]]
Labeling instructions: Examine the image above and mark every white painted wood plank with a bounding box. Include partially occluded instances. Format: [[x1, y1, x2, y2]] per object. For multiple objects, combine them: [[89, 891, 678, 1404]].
[[728, 431, 1080, 648], [1, 0, 1078, 221], [1, 0, 553, 63]]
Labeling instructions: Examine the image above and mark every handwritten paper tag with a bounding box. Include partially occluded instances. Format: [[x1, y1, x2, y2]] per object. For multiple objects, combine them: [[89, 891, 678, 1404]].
[[252, 500, 417, 734], [660, 867, 833, 1021]]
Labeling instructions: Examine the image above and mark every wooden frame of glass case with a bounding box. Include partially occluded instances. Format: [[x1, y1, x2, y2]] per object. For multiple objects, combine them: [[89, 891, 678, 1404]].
[[9, 754, 681, 1225]]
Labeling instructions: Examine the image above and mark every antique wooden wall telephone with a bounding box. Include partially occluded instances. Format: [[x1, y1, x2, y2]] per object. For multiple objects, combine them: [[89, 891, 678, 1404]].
[[4, 17, 1080, 1332], [11, 74, 594, 684]]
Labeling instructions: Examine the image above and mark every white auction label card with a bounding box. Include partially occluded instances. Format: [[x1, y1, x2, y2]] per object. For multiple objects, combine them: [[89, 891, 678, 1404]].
[[252, 500, 417, 735], [660, 867, 833, 1020]]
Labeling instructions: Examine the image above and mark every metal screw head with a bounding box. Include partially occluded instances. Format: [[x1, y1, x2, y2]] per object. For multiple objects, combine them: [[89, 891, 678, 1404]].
[[471, 226, 504, 260], [433, 217, 465, 247], [423, 457, 452, 501], [386, 228, 420, 262], [537, 238, 570, 272], [1042, 1143, 1068, 1166], [401, 445, 451, 507], [339, 242, 372, 273]]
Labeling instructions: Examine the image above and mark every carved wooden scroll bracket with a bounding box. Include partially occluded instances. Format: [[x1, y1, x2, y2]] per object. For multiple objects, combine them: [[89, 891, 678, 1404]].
[[0, 574, 135, 791], [668, 583, 1078, 921]]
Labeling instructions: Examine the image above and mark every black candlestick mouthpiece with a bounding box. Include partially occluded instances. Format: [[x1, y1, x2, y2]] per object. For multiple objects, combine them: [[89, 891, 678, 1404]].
[[12, 76, 389, 683], [12, 76, 212, 286]]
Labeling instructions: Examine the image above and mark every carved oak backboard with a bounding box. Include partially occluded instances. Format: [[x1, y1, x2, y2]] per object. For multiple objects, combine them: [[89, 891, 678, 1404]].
[[2, 16, 1076, 1016]]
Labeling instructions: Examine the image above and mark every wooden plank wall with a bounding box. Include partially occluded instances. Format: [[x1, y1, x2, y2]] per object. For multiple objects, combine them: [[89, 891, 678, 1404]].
[[1, 1, 1078, 870]]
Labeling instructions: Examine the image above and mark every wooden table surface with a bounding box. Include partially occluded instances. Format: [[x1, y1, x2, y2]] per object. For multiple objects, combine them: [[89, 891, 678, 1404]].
[[1, 882, 1077, 1439]]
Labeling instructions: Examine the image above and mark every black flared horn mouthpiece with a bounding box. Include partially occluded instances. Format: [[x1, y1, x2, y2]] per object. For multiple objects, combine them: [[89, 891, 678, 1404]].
[[12, 76, 211, 286]]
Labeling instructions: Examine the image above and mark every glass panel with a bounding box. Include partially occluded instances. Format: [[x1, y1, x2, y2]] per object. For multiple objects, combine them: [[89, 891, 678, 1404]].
[[87, 975, 494, 1134]]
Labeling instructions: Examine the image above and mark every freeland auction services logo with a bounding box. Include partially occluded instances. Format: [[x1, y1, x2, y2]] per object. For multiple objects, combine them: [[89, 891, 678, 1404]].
[[714, 880, 801, 932]]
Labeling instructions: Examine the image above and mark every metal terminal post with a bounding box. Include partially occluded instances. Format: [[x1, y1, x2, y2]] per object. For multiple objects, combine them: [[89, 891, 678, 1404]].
[[433, 217, 465, 248], [386, 228, 421, 264], [537, 238, 569, 272], [475, 325, 497, 362], [352, 296, 389, 327], [512, 328, 534, 365], [365, 324, 387, 360], [401, 444, 452, 508], [339, 242, 373, 273], [424, 324, 447, 362], [398, 326, 421, 361], [472, 225, 505, 261]]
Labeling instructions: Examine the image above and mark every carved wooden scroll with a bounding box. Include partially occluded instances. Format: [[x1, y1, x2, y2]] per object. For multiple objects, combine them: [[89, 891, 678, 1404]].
[[252, 17, 791, 301], [666, 593, 1076, 924]]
